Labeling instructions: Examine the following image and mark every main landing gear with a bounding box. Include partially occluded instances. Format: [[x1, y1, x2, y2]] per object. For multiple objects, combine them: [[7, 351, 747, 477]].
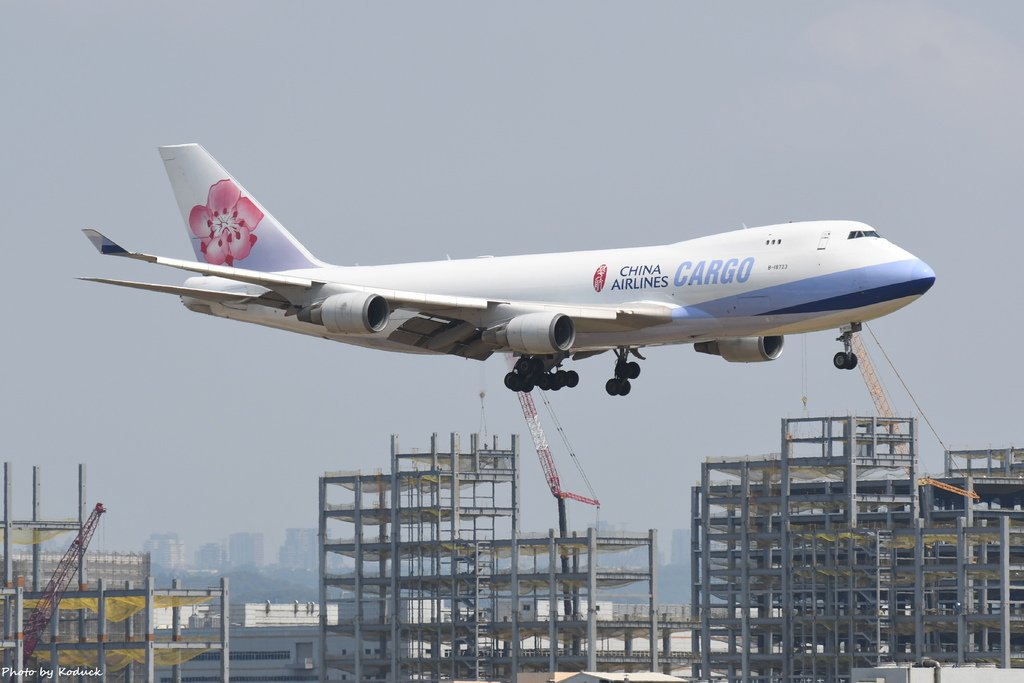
[[833, 323, 861, 370], [605, 347, 642, 397], [504, 356, 579, 393]]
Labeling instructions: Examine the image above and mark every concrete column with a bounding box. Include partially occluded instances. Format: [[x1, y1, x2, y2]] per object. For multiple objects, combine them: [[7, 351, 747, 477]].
[[586, 528, 596, 671], [145, 577, 155, 682], [846, 416, 857, 527], [220, 577, 230, 683], [740, 462, 750, 683], [97, 578, 107, 683], [4, 463, 11, 589], [2, 462, 10, 671], [510, 436, 520, 678], [171, 578, 181, 683], [781, 420, 793, 683], [547, 530, 557, 673], [32, 467, 41, 593], [649, 528, 658, 672], [14, 581, 23, 680], [1001, 517, 1010, 668], [124, 581, 134, 683], [77, 464, 88, 656], [50, 580, 60, 679], [318, 476, 328, 683], [354, 477, 363, 683], [389, 435, 400, 683], [956, 518, 966, 665], [914, 519, 925, 659], [699, 463, 712, 680]]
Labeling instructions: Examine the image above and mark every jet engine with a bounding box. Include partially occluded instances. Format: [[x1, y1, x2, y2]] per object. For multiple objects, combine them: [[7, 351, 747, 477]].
[[298, 292, 390, 334], [482, 312, 576, 354], [693, 335, 784, 362]]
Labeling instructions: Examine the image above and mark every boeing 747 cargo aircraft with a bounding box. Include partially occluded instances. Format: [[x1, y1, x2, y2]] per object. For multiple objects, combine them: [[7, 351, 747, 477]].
[[83, 144, 935, 396]]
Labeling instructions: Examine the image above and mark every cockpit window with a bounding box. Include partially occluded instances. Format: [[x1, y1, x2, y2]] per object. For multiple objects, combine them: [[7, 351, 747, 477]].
[[848, 230, 881, 239]]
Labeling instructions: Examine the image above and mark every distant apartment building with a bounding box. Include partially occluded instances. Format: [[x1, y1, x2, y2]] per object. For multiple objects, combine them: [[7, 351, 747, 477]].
[[229, 531, 265, 568], [144, 532, 186, 570], [279, 528, 317, 570], [195, 541, 228, 570]]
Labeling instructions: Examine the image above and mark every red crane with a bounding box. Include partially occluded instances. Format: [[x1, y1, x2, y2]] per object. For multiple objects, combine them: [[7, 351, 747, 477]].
[[516, 390, 599, 618], [22, 502, 106, 660]]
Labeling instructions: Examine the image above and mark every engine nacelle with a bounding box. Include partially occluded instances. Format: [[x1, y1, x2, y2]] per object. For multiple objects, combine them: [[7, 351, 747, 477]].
[[482, 312, 576, 354], [694, 335, 784, 362], [298, 292, 390, 334]]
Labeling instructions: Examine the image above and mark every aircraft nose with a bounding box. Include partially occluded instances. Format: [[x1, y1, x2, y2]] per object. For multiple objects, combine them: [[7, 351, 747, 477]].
[[911, 258, 936, 294]]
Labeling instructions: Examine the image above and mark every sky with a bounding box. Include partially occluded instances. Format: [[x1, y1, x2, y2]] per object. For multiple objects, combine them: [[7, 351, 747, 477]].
[[2, 2, 1022, 564]]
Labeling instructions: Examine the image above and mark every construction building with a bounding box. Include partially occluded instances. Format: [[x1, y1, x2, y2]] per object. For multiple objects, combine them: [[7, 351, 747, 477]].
[[1, 462, 228, 682], [320, 433, 694, 683], [692, 415, 1024, 683]]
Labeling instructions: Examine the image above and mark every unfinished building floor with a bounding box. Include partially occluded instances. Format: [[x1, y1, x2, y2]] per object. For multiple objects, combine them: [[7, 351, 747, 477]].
[[692, 416, 1024, 683], [320, 433, 693, 683]]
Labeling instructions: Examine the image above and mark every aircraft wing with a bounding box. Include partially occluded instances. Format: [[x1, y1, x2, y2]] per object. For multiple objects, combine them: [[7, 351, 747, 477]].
[[83, 230, 676, 353]]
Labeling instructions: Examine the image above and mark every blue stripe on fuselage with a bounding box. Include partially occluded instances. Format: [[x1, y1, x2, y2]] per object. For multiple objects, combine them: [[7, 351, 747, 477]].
[[670, 259, 935, 320]]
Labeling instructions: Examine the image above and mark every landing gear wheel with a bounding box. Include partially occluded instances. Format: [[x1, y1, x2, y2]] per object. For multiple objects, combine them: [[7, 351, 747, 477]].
[[504, 372, 521, 391], [625, 361, 641, 379], [833, 324, 862, 371], [564, 370, 579, 388], [833, 351, 858, 370], [537, 374, 552, 391], [514, 357, 532, 375], [615, 360, 629, 380], [605, 378, 631, 396]]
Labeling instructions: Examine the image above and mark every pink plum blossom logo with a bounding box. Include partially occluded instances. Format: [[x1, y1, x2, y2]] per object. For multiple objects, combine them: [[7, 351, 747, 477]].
[[188, 179, 264, 265], [593, 264, 608, 292]]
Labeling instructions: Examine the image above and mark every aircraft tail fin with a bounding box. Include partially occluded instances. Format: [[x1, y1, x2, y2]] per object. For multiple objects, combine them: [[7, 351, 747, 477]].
[[159, 144, 322, 271]]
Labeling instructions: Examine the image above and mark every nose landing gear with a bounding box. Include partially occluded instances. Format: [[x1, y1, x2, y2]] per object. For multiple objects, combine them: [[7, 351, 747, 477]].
[[605, 347, 643, 396], [833, 323, 861, 370]]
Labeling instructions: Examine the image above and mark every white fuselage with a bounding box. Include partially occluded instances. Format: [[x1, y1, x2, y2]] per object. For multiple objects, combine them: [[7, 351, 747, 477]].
[[183, 220, 935, 355]]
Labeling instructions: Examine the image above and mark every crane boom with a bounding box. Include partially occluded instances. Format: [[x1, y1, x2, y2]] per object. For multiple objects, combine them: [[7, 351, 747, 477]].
[[516, 391, 600, 507], [851, 332, 896, 419], [22, 502, 106, 659], [918, 477, 981, 502]]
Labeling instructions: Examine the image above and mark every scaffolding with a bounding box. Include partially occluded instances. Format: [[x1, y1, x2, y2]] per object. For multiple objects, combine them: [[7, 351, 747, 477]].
[[691, 416, 1024, 683], [1, 462, 228, 682], [320, 433, 694, 683]]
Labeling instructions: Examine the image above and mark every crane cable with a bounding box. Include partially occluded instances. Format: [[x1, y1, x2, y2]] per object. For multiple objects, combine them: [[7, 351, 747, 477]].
[[865, 323, 947, 452]]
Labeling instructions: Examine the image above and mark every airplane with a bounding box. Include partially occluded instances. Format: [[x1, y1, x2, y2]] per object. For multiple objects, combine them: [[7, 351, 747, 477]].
[[82, 144, 936, 397]]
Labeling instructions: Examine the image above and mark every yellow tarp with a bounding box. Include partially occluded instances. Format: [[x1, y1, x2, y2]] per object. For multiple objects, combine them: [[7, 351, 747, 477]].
[[34, 646, 210, 671], [24, 596, 213, 623], [0, 528, 72, 545]]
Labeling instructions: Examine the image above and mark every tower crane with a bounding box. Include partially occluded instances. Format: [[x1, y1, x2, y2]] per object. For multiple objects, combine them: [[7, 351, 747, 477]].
[[515, 390, 599, 618], [852, 331, 977, 501], [21, 502, 107, 662]]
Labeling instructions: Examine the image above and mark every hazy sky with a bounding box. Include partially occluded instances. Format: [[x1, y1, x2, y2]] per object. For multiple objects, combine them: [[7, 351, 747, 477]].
[[3, 2, 1022, 562]]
